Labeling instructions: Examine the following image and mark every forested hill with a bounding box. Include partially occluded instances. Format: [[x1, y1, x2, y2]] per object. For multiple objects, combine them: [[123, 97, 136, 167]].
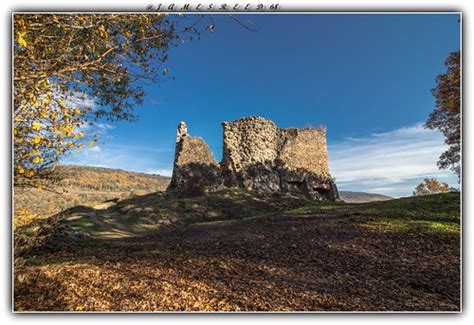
[[339, 191, 393, 203], [14, 165, 171, 216]]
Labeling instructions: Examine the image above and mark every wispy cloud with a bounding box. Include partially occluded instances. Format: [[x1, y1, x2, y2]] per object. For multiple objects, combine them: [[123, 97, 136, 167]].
[[62, 115, 174, 176], [105, 144, 172, 154], [63, 142, 175, 177], [63, 121, 459, 197], [329, 123, 458, 198], [89, 146, 102, 153], [64, 92, 96, 110], [77, 122, 115, 138], [146, 168, 173, 177]]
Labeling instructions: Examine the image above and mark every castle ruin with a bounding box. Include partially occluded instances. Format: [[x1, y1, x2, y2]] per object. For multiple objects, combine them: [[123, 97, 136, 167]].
[[168, 116, 339, 201]]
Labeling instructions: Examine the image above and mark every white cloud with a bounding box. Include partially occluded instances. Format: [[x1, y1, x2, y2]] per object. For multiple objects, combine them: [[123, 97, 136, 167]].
[[145, 168, 173, 177], [64, 92, 96, 110], [62, 121, 459, 198], [89, 146, 101, 153], [77, 122, 114, 135], [62, 141, 174, 177], [96, 123, 115, 131], [329, 123, 459, 198]]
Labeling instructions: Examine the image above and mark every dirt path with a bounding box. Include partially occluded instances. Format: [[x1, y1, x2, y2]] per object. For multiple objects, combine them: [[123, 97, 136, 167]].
[[14, 211, 460, 312]]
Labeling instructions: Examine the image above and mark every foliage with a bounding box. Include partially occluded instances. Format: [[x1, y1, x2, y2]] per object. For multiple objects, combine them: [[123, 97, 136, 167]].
[[14, 165, 170, 216], [425, 51, 461, 179], [13, 14, 199, 187], [412, 178, 451, 196]]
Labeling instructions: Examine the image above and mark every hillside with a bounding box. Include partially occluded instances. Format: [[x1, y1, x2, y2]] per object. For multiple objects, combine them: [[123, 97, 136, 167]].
[[14, 191, 460, 311], [339, 191, 393, 203], [14, 165, 170, 216], [14, 165, 396, 217]]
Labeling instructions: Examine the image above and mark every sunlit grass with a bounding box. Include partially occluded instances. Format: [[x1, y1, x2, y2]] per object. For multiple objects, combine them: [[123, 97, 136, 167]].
[[286, 202, 353, 214], [15, 191, 461, 255], [286, 192, 460, 236], [363, 218, 460, 236]]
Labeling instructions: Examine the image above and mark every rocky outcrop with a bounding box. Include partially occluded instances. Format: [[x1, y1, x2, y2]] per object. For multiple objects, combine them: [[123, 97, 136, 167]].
[[168, 122, 223, 194], [168, 117, 339, 201]]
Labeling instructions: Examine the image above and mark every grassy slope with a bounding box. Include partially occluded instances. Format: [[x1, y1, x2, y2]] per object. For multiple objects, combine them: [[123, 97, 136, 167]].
[[14, 191, 460, 311], [14, 191, 460, 257], [288, 192, 460, 236]]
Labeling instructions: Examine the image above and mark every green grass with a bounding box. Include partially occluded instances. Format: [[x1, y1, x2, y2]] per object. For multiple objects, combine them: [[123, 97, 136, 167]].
[[287, 192, 460, 236], [286, 201, 356, 214], [63, 215, 102, 234], [15, 191, 461, 259], [368, 218, 460, 235], [113, 189, 312, 229]]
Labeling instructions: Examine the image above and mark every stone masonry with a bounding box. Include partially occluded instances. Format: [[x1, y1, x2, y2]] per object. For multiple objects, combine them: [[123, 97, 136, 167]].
[[168, 122, 223, 194], [168, 116, 339, 201], [221, 116, 280, 192]]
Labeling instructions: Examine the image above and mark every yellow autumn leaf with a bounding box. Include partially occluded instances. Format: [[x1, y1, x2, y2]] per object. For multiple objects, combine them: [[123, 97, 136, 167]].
[[43, 97, 51, 105], [31, 156, 43, 164], [32, 122, 41, 131], [17, 32, 27, 47], [75, 305, 85, 311], [87, 141, 95, 147], [32, 136, 42, 144]]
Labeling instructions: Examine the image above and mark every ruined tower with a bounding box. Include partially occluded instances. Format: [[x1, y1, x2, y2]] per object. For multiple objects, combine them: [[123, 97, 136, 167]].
[[167, 122, 223, 194], [221, 116, 280, 192], [221, 116, 338, 201], [168, 116, 339, 201]]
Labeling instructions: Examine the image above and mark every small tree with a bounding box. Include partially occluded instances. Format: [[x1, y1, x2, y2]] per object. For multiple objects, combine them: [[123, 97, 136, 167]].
[[425, 51, 461, 180], [413, 178, 451, 196]]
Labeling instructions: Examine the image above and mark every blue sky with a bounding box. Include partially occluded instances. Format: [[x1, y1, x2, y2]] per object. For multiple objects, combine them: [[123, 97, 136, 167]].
[[65, 13, 461, 197]]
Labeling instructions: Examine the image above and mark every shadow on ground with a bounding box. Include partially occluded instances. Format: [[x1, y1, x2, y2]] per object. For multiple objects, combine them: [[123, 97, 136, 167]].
[[14, 191, 461, 312]]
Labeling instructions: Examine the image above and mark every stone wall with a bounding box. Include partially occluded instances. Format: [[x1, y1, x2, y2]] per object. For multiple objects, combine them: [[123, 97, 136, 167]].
[[220, 116, 338, 201], [221, 116, 279, 191], [168, 117, 339, 201], [277, 127, 337, 200], [278, 128, 330, 179], [168, 122, 223, 194]]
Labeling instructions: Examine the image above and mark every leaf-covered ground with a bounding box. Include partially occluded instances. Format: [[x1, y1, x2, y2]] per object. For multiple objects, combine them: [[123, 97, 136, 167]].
[[14, 191, 460, 312]]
